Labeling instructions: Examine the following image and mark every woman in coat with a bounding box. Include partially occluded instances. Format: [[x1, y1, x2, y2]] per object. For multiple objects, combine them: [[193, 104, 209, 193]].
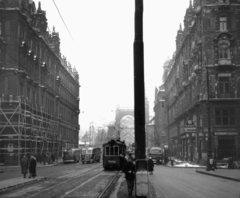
[[29, 156, 37, 178], [148, 157, 154, 175], [20, 155, 28, 178]]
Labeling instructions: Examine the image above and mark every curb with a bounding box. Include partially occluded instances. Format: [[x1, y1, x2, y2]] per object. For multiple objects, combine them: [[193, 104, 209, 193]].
[[196, 170, 240, 182], [0, 177, 47, 193], [165, 165, 205, 168], [164, 164, 206, 168]]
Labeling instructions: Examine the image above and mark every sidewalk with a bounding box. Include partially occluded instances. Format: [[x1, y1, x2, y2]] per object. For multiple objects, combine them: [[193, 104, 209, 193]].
[[165, 157, 240, 182], [112, 174, 156, 198], [196, 168, 240, 182], [0, 177, 46, 192], [0, 160, 62, 192]]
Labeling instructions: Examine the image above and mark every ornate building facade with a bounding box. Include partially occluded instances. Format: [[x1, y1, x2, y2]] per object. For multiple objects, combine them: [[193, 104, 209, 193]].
[[155, 0, 240, 163], [0, 0, 80, 165]]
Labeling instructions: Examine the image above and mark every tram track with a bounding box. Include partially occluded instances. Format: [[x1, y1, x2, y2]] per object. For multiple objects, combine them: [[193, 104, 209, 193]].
[[97, 171, 121, 198], [26, 165, 104, 198], [59, 170, 121, 198], [0, 164, 122, 198]]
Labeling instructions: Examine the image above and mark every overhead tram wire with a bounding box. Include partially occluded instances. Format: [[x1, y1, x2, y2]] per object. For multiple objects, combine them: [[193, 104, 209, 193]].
[[52, 0, 74, 42]]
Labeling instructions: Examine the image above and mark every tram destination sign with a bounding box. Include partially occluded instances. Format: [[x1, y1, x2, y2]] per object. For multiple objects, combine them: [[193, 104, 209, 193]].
[[214, 132, 238, 136]]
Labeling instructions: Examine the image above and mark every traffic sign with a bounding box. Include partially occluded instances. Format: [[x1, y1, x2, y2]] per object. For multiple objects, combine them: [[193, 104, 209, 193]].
[[184, 119, 196, 133]]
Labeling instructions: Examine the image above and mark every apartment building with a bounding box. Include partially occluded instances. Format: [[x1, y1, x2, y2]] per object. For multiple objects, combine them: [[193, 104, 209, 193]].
[[0, 1, 80, 165]]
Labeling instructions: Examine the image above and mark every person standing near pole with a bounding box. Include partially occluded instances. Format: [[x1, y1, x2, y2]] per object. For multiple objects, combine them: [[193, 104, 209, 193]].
[[123, 156, 136, 197], [20, 155, 28, 178], [29, 156, 37, 178], [148, 157, 154, 175]]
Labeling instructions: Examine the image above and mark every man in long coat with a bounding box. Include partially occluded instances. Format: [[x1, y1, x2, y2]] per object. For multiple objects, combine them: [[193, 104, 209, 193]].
[[29, 156, 37, 178], [20, 155, 28, 178], [123, 157, 136, 197]]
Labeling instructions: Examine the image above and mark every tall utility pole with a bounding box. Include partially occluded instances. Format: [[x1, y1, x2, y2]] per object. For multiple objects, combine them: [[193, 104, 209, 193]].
[[206, 66, 213, 171], [134, 0, 145, 159]]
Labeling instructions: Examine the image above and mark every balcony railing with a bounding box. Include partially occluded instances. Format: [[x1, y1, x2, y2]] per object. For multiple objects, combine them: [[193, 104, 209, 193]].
[[213, 92, 236, 99], [218, 59, 231, 65]]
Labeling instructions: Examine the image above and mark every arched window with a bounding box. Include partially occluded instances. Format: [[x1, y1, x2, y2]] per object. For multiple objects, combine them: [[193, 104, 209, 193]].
[[218, 40, 230, 59]]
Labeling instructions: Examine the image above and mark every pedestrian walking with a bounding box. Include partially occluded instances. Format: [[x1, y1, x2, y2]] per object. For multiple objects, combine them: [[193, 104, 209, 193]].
[[123, 156, 135, 197], [29, 156, 37, 178], [148, 157, 154, 175], [20, 155, 28, 178]]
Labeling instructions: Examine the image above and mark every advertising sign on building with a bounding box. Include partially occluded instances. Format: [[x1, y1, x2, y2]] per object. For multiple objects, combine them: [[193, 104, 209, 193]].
[[184, 119, 196, 133]]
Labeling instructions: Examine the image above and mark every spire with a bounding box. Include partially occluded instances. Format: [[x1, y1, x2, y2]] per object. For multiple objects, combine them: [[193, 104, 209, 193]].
[[189, 0, 192, 8], [38, 2, 42, 12], [53, 26, 55, 33], [179, 23, 182, 31]]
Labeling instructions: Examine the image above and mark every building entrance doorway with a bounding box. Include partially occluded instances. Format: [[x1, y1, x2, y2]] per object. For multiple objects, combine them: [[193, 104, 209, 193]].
[[217, 137, 235, 159]]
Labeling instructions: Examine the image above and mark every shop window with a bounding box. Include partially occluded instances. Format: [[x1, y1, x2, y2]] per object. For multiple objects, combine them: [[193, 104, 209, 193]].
[[215, 108, 235, 125]]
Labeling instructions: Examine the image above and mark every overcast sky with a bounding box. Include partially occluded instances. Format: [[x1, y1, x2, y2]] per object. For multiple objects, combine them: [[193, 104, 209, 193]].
[[38, 0, 190, 131]]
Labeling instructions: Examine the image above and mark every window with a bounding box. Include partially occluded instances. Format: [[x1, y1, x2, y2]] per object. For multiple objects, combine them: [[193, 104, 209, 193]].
[[215, 108, 235, 125], [20, 83, 23, 97], [220, 17, 227, 31], [219, 77, 230, 93], [32, 91, 35, 104], [105, 146, 119, 156], [27, 88, 30, 100], [219, 40, 230, 59], [0, 19, 2, 35], [0, 49, 2, 65]]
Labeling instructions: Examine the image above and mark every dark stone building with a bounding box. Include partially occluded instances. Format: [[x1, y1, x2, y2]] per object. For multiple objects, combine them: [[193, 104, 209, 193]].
[[153, 85, 167, 148], [155, 0, 240, 164], [0, 0, 80, 165]]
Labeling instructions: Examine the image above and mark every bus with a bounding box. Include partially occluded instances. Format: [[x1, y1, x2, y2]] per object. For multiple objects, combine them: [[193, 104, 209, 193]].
[[81, 147, 101, 163], [63, 148, 81, 163], [149, 147, 164, 164]]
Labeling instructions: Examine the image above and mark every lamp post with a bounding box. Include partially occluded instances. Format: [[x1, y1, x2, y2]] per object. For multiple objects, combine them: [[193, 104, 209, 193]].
[[206, 65, 213, 171]]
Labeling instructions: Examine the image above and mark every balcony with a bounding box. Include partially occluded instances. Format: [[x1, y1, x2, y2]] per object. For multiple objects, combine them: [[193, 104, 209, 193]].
[[214, 92, 236, 99], [218, 59, 231, 65]]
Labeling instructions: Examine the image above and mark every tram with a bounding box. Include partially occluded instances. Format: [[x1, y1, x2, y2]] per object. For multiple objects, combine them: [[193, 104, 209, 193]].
[[102, 139, 127, 170]]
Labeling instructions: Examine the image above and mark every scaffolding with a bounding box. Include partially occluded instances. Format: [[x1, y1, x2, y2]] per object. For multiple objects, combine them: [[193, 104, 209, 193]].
[[0, 96, 62, 165]]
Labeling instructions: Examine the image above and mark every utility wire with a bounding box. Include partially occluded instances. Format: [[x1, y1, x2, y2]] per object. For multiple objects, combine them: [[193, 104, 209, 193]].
[[52, 0, 74, 41]]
